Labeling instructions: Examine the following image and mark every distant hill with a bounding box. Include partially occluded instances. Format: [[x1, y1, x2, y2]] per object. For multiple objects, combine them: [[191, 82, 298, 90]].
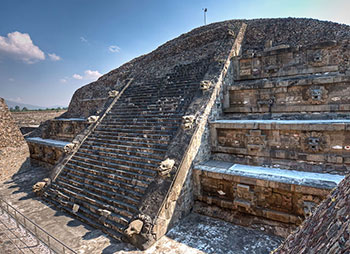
[[5, 99, 66, 110]]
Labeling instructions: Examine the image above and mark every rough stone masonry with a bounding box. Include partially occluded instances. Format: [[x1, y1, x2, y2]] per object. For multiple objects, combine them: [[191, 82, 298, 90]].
[[21, 17, 350, 251], [0, 98, 25, 149]]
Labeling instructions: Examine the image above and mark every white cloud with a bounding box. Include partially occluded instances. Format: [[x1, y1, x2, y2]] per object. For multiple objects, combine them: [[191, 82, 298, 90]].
[[60, 78, 67, 83], [8, 78, 14, 82], [108, 45, 120, 53], [84, 70, 102, 80], [48, 53, 61, 61], [72, 74, 83, 80], [72, 70, 102, 81], [0, 31, 45, 64], [8, 97, 22, 103], [80, 36, 88, 43]]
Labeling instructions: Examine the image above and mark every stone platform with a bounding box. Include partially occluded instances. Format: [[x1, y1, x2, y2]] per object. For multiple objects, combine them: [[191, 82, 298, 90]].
[[0, 164, 282, 253], [193, 160, 344, 237], [26, 137, 72, 167]]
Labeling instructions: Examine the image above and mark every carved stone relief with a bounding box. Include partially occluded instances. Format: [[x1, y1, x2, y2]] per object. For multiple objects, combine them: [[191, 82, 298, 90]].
[[305, 86, 328, 104], [182, 115, 195, 130], [217, 130, 246, 147], [246, 130, 266, 154], [301, 132, 329, 153]]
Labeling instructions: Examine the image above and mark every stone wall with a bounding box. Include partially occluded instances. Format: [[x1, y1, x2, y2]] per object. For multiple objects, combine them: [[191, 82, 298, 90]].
[[276, 174, 350, 253], [27, 139, 66, 167], [41, 119, 90, 142], [193, 161, 343, 238], [225, 75, 350, 117], [236, 41, 340, 80], [211, 120, 350, 175], [0, 98, 25, 148]]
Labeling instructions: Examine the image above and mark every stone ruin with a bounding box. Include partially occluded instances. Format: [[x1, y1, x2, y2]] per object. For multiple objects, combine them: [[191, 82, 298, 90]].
[[0, 98, 25, 149], [24, 18, 350, 250]]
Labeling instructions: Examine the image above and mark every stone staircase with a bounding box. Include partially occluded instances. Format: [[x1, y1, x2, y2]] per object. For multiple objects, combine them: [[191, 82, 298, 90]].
[[43, 78, 201, 242], [194, 41, 350, 236], [33, 22, 246, 249]]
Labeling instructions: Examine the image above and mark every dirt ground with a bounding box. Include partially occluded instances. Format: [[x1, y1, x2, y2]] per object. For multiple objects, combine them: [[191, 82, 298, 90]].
[[11, 110, 66, 128], [0, 144, 30, 182]]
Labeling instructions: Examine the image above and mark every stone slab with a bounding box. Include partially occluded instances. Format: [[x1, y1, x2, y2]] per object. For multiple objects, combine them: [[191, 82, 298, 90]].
[[26, 137, 71, 148], [195, 160, 344, 189]]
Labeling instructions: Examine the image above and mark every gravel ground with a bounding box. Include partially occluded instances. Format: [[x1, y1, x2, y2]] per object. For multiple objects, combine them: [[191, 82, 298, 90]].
[[0, 144, 30, 182], [0, 209, 50, 254]]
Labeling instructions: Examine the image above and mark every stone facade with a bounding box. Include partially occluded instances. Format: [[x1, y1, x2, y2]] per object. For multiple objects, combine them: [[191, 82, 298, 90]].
[[26, 118, 91, 167], [192, 161, 343, 237], [211, 120, 350, 174], [235, 41, 341, 80], [27, 138, 70, 167], [225, 75, 350, 117], [193, 18, 350, 242], [41, 118, 90, 142], [0, 98, 25, 149]]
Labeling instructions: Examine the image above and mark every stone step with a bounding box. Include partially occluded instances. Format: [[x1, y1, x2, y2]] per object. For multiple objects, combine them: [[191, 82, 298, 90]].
[[123, 86, 198, 95], [110, 105, 181, 111], [119, 96, 190, 103], [46, 188, 129, 235], [43, 193, 125, 241], [103, 117, 182, 124], [68, 159, 154, 182], [99, 121, 180, 129], [85, 136, 169, 148], [80, 143, 165, 160], [94, 127, 176, 136], [123, 88, 196, 96], [118, 96, 189, 105], [74, 151, 159, 171], [107, 109, 183, 116], [78, 147, 162, 165], [64, 163, 149, 190], [96, 124, 179, 132], [116, 100, 183, 107], [120, 92, 193, 100], [105, 113, 183, 120], [89, 131, 172, 141], [104, 115, 182, 124], [125, 81, 198, 90], [57, 173, 141, 207], [53, 179, 138, 216], [73, 153, 158, 175]]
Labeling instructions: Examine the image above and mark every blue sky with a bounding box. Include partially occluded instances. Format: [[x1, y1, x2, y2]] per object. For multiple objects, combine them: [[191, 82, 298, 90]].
[[1, 0, 350, 107]]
